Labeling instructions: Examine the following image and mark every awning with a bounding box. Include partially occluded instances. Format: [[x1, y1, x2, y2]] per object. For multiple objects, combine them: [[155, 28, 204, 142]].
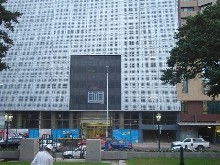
[[178, 122, 220, 126]]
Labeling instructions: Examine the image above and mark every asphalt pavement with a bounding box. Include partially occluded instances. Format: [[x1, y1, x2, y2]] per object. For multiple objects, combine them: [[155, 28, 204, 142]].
[[55, 158, 125, 165], [132, 142, 171, 151], [132, 142, 220, 151]]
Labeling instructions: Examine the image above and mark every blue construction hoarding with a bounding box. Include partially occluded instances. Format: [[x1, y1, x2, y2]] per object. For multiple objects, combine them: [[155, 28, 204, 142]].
[[112, 129, 139, 143]]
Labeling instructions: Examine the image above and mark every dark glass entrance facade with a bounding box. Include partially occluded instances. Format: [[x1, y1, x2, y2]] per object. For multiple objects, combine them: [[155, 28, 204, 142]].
[[69, 55, 121, 111]]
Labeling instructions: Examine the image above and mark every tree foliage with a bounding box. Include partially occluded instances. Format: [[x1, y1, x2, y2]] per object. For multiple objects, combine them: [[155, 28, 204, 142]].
[[0, 0, 22, 71], [160, 0, 220, 98]]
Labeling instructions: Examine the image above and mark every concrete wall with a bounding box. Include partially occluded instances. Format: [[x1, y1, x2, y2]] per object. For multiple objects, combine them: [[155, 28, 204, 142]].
[[0, 150, 19, 160], [86, 139, 101, 162], [1, 150, 220, 161], [177, 78, 220, 101], [198, 0, 217, 6], [19, 138, 39, 161]]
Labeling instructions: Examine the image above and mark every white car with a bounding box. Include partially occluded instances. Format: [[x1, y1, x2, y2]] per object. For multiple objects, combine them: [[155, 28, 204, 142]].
[[171, 138, 210, 151], [63, 145, 86, 159], [171, 145, 182, 151]]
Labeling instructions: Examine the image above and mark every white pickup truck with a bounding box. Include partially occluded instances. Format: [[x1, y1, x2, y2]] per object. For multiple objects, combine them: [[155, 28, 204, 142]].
[[171, 138, 210, 151]]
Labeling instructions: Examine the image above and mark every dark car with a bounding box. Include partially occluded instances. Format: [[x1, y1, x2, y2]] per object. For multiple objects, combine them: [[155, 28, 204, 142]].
[[0, 137, 22, 149], [110, 140, 132, 150]]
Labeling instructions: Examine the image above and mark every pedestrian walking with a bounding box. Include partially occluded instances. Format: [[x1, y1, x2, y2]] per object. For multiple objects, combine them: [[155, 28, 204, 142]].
[[31, 144, 54, 165]]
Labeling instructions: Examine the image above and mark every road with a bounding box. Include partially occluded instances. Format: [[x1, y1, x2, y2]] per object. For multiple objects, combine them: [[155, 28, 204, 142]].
[[132, 142, 220, 151]]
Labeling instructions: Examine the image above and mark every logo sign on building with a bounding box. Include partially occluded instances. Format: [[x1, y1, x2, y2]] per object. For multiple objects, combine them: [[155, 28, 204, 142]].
[[88, 91, 104, 104]]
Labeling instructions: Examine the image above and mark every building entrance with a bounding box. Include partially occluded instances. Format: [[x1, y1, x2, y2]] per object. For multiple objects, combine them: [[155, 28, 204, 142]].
[[198, 126, 214, 143], [143, 130, 176, 143], [81, 123, 108, 139]]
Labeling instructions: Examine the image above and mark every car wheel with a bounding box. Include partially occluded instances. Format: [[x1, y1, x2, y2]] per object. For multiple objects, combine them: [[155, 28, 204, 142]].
[[68, 155, 73, 159], [197, 146, 204, 151]]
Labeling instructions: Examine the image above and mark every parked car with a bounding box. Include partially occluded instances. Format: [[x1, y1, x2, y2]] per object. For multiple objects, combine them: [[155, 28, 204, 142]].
[[110, 140, 132, 150], [171, 144, 196, 152], [39, 139, 63, 152], [0, 136, 22, 149], [63, 145, 86, 159], [171, 138, 210, 151], [77, 138, 106, 149], [171, 144, 184, 152]]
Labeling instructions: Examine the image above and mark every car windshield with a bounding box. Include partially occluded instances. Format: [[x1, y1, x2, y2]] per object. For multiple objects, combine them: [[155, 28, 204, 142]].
[[194, 138, 203, 142], [182, 138, 191, 142]]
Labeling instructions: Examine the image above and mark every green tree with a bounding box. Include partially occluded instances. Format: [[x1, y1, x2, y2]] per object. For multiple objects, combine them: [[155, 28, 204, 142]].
[[160, 0, 220, 98], [0, 0, 22, 71]]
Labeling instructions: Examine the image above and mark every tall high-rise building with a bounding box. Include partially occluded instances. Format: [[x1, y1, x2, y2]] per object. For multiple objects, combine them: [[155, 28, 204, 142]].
[[0, 0, 180, 142]]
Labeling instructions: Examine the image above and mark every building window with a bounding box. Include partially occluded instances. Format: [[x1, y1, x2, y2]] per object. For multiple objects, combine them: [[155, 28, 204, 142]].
[[181, 7, 194, 12], [88, 91, 104, 104], [203, 101, 208, 114], [207, 101, 220, 114], [182, 79, 188, 93], [181, 101, 188, 114]]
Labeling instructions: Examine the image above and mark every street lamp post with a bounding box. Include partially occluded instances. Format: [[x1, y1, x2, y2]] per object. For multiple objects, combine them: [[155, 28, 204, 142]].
[[106, 66, 109, 138], [5, 113, 13, 148], [156, 113, 161, 151]]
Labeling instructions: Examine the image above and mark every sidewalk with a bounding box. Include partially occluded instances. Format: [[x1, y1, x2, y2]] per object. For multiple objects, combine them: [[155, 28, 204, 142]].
[[110, 160, 126, 165], [56, 158, 126, 165], [103, 160, 126, 165], [132, 142, 171, 151]]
